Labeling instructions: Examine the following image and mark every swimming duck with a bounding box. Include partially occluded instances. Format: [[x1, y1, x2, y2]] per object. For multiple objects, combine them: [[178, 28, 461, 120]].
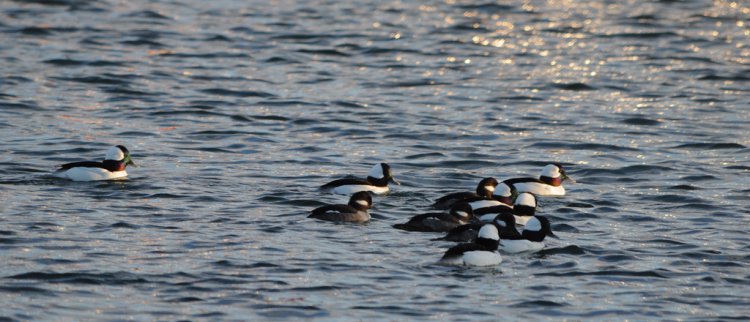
[[436, 212, 520, 243], [432, 177, 499, 210], [393, 203, 473, 232], [320, 163, 400, 195], [503, 164, 571, 196], [477, 192, 536, 225], [439, 224, 502, 266], [53, 145, 135, 181], [308, 191, 373, 223], [499, 216, 556, 253]]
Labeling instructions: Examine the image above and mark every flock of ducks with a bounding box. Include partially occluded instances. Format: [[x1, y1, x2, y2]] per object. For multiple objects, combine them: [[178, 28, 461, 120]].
[[309, 162, 571, 267], [52, 146, 572, 267]]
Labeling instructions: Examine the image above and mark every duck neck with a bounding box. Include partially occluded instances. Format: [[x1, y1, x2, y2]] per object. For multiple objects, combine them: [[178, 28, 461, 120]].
[[348, 201, 369, 211], [501, 226, 522, 239], [540, 176, 562, 186], [366, 176, 389, 187], [522, 230, 546, 242], [475, 237, 499, 250], [103, 160, 126, 172], [494, 195, 513, 206]]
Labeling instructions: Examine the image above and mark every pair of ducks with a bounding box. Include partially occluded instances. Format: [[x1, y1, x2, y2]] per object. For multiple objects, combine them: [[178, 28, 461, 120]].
[[50, 147, 396, 199], [438, 213, 556, 266], [309, 163, 399, 222]]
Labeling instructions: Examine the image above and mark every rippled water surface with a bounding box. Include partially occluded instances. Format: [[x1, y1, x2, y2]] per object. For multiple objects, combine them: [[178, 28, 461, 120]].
[[2, 0, 750, 320]]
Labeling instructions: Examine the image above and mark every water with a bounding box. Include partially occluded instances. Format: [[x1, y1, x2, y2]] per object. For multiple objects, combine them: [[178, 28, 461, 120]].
[[2, 0, 749, 320]]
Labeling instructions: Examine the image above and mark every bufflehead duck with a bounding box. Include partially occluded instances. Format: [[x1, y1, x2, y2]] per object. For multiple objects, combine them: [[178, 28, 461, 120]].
[[499, 216, 556, 253], [393, 203, 473, 232], [439, 224, 502, 266], [308, 191, 373, 223], [503, 164, 571, 196], [476, 192, 536, 225], [320, 163, 400, 195], [466, 183, 513, 214], [436, 212, 520, 243], [53, 145, 135, 181], [432, 177, 498, 210], [471, 182, 516, 218], [511, 192, 537, 225]]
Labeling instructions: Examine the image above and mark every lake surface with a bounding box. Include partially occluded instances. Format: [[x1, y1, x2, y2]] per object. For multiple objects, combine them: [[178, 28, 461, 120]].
[[2, 0, 749, 320]]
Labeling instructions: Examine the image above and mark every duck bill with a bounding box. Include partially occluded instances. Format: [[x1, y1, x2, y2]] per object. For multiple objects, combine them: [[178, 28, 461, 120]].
[[124, 155, 136, 167], [509, 189, 519, 201], [390, 177, 401, 185], [561, 172, 575, 184], [547, 231, 558, 239]]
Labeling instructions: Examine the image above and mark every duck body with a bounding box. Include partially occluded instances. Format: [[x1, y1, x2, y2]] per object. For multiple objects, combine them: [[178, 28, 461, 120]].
[[503, 178, 565, 196], [432, 191, 482, 210], [53, 145, 135, 181], [432, 177, 510, 211], [321, 178, 390, 195], [321, 163, 399, 195], [439, 224, 502, 266], [499, 216, 556, 253], [308, 191, 373, 223], [393, 203, 473, 232], [499, 238, 546, 253], [503, 164, 570, 197], [438, 213, 520, 243], [476, 204, 514, 222], [54, 164, 128, 181], [434, 223, 484, 242]]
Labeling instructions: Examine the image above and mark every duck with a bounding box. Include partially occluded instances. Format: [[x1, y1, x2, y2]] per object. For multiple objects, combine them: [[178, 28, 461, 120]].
[[510, 192, 537, 225], [439, 224, 502, 266], [471, 182, 516, 219], [308, 191, 373, 223], [503, 163, 571, 196], [499, 216, 556, 253], [431, 177, 498, 210], [433, 179, 515, 212], [435, 212, 520, 243], [320, 163, 400, 195], [476, 192, 536, 225], [393, 203, 473, 232], [53, 145, 135, 181], [466, 182, 514, 214]]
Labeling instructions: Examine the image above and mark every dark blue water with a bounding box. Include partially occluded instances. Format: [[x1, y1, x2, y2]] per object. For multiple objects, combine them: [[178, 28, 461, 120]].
[[2, 0, 750, 320]]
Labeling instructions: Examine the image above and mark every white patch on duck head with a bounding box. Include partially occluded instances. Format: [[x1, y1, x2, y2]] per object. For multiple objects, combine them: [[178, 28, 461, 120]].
[[484, 185, 495, 193], [495, 183, 512, 197], [106, 146, 125, 161], [478, 224, 500, 241], [515, 192, 536, 207], [356, 199, 370, 207], [524, 217, 542, 232], [541, 164, 561, 178], [454, 211, 469, 219], [368, 163, 386, 179]]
